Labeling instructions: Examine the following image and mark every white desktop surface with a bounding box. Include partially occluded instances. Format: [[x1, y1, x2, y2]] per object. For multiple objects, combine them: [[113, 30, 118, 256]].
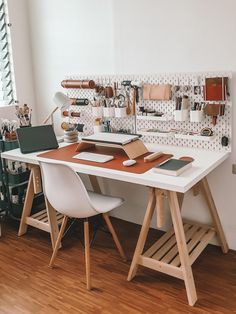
[[1, 143, 229, 193]]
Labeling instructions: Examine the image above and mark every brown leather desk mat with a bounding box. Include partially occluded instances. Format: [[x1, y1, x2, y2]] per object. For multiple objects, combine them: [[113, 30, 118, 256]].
[[38, 143, 173, 174]]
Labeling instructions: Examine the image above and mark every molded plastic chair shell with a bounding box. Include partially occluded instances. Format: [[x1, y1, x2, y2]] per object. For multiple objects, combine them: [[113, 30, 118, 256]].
[[39, 161, 124, 219]]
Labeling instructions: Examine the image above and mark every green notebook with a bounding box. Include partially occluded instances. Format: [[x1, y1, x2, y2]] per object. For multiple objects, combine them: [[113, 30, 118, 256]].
[[153, 158, 192, 176]]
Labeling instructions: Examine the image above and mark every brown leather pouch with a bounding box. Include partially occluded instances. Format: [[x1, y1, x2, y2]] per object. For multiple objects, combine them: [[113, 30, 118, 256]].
[[204, 77, 228, 101], [204, 103, 225, 125], [143, 84, 172, 100]]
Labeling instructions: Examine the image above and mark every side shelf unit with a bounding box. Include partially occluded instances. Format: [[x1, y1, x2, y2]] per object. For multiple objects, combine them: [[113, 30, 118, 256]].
[[0, 139, 44, 220]]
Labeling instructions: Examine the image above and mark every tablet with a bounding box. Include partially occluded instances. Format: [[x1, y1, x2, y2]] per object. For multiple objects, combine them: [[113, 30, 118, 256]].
[[16, 125, 59, 154]]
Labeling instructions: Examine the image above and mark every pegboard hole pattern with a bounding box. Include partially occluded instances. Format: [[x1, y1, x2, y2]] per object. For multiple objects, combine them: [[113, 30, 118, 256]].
[[62, 72, 232, 152]]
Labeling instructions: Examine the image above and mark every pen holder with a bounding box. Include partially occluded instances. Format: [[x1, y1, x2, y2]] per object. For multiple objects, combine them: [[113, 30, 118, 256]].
[[190, 111, 205, 123], [103, 107, 115, 118], [5, 131, 17, 141], [115, 107, 127, 118], [174, 109, 189, 122], [92, 106, 103, 118]]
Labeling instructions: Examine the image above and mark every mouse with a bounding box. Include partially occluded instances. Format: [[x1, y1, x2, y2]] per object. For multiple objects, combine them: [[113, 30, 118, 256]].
[[123, 159, 136, 167]]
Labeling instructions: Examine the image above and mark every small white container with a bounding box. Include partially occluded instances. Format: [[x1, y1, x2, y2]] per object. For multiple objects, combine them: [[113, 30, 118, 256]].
[[103, 107, 115, 118], [174, 109, 189, 122], [190, 111, 205, 123], [93, 125, 104, 133], [115, 107, 127, 118], [92, 106, 103, 118]]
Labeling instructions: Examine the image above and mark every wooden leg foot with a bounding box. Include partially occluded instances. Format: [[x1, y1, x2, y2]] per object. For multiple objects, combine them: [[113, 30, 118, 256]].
[[45, 198, 60, 250]]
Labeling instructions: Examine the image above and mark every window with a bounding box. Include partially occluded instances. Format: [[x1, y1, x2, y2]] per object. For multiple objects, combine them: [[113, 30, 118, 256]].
[[0, 0, 15, 106]]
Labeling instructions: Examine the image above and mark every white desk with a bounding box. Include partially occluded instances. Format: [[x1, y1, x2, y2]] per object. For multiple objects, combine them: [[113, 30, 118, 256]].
[[1, 143, 229, 193], [1, 143, 229, 306]]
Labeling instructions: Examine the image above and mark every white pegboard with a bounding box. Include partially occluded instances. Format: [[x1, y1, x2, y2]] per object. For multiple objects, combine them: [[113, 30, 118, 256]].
[[62, 72, 232, 152]]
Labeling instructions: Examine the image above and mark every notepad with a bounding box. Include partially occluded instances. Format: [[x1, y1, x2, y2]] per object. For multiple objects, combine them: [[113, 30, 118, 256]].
[[153, 158, 192, 176], [73, 152, 114, 163]]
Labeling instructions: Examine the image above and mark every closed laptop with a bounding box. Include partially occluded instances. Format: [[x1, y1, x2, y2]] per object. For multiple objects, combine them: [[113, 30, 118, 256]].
[[16, 125, 59, 154]]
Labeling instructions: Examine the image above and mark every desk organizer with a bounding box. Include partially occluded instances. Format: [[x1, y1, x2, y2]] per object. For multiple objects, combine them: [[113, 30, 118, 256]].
[[62, 71, 232, 152]]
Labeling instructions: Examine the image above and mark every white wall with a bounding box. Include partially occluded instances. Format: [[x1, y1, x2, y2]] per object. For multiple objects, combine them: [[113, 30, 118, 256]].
[[13, 0, 236, 249], [0, 0, 36, 123], [2, 0, 37, 124], [27, 0, 114, 133]]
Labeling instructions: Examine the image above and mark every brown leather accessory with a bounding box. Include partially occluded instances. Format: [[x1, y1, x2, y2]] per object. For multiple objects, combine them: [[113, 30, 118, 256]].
[[61, 122, 70, 130], [203, 103, 225, 125], [38, 143, 173, 174], [204, 77, 228, 101], [61, 80, 96, 89], [144, 151, 163, 162], [104, 86, 114, 98], [62, 111, 81, 117], [143, 84, 172, 100], [179, 156, 194, 162], [70, 98, 89, 106]]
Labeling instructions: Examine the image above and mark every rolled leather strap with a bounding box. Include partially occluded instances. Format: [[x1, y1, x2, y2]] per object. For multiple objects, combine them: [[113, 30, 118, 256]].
[[61, 79, 96, 89]]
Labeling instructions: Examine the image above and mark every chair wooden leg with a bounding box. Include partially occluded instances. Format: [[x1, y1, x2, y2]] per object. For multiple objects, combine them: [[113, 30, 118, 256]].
[[45, 198, 60, 250], [49, 215, 68, 268], [127, 188, 156, 281], [84, 220, 91, 290], [102, 213, 127, 261]]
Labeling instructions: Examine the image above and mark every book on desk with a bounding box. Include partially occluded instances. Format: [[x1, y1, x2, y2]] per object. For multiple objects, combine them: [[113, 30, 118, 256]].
[[153, 158, 192, 176]]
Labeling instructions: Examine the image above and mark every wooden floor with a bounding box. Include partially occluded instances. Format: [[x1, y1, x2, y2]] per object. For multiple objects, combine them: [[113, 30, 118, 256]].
[[0, 218, 236, 314]]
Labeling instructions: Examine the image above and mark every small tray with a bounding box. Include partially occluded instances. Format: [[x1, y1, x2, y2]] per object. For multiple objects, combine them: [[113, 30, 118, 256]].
[[174, 134, 215, 141]]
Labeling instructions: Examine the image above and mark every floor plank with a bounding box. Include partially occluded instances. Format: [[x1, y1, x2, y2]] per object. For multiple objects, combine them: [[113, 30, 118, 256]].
[[0, 218, 236, 313]]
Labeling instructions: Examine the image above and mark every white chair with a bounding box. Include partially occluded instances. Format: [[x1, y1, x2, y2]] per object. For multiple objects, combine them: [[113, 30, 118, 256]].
[[39, 161, 126, 290]]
